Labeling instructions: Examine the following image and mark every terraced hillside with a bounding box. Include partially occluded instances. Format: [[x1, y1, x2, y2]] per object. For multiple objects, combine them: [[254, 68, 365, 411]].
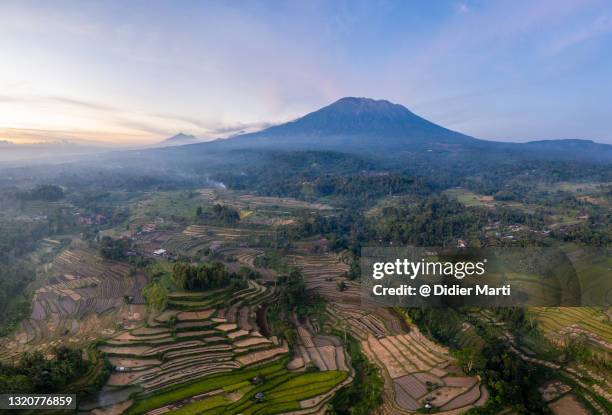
[[532, 307, 612, 358], [132, 188, 333, 231], [163, 225, 273, 256], [198, 189, 334, 226], [470, 309, 612, 414], [285, 247, 488, 414], [285, 252, 360, 302], [289, 316, 349, 372], [363, 331, 487, 414], [326, 302, 487, 414], [89, 280, 352, 414], [0, 248, 147, 361]]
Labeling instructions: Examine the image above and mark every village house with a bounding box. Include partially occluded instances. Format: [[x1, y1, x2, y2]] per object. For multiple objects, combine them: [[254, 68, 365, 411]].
[[76, 213, 106, 225]]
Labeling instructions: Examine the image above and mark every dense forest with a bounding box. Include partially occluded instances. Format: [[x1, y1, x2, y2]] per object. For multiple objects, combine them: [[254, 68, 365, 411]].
[[0, 219, 48, 335], [0, 259, 34, 336]]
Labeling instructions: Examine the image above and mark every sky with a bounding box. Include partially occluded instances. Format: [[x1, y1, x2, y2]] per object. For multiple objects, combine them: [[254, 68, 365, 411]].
[[1, 0, 612, 146]]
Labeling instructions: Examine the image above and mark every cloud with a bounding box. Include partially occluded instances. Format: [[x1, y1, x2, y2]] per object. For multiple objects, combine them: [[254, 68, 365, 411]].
[[47, 96, 120, 112], [0, 93, 280, 143], [549, 13, 612, 54], [209, 121, 277, 136], [0, 127, 131, 146]]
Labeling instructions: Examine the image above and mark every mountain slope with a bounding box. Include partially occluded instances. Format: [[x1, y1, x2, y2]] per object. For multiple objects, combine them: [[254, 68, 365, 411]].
[[254, 97, 475, 140], [203, 97, 485, 154], [139, 97, 612, 168]]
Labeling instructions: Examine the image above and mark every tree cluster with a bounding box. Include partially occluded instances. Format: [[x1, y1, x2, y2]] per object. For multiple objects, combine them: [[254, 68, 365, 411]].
[[171, 261, 241, 291], [212, 204, 240, 224], [99, 236, 128, 260], [277, 270, 308, 311], [196, 204, 240, 225], [0, 346, 88, 393]]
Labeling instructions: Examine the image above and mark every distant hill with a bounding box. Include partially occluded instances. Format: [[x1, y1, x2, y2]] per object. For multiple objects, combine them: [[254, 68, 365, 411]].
[[159, 133, 201, 147]]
